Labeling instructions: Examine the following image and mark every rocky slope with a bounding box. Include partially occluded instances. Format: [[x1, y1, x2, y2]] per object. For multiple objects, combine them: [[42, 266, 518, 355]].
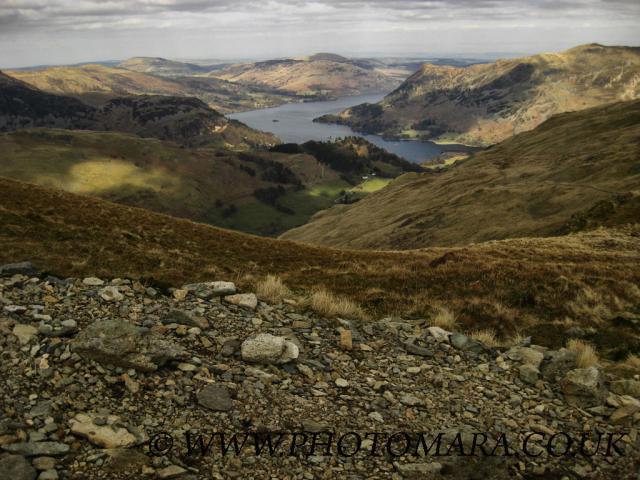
[[282, 99, 640, 249], [317, 44, 640, 145], [208, 54, 404, 98], [0, 72, 277, 149], [0, 265, 639, 479], [7, 64, 296, 114]]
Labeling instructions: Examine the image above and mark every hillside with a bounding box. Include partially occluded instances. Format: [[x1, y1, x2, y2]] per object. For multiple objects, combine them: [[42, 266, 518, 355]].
[[0, 129, 417, 236], [317, 44, 640, 145], [118, 56, 217, 76], [0, 71, 95, 131], [1, 176, 640, 358], [282, 99, 640, 249], [7, 64, 296, 113], [208, 54, 404, 97], [0, 72, 277, 149]]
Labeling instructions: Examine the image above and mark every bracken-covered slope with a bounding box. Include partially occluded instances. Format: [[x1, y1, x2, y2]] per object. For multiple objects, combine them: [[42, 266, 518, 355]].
[[208, 54, 404, 97], [282, 99, 640, 249], [318, 44, 640, 145], [7, 64, 296, 113], [0, 71, 277, 149], [1, 176, 640, 351]]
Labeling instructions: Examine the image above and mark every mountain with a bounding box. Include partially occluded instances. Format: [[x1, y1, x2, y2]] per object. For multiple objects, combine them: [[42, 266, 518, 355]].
[[208, 53, 405, 97], [117, 56, 217, 76], [317, 44, 640, 145], [0, 129, 417, 236], [0, 71, 277, 149], [6, 64, 297, 113], [0, 71, 95, 131], [282, 99, 640, 249]]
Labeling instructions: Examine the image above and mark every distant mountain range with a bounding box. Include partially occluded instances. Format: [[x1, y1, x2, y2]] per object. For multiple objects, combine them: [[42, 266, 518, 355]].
[[316, 44, 640, 146], [6, 64, 298, 114], [205, 53, 410, 97], [283, 98, 640, 248]]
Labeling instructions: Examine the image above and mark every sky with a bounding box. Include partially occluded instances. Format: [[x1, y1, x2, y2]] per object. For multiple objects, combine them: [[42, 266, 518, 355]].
[[1, 0, 639, 68]]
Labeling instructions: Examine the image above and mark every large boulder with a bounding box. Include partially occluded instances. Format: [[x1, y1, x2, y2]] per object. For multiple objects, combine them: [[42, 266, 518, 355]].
[[560, 367, 607, 408], [0, 262, 38, 277], [507, 346, 544, 368], [224, 293, 258, 310], [241, 334, 299, 364], [449, 333, 485, 353], [72, 319, 188, 372], [0, 454, 37, 480], [69, 413, 146, 448], [540, 348, 577, 381], [197, 385, 234, 412], [183, 281, 236, 299]]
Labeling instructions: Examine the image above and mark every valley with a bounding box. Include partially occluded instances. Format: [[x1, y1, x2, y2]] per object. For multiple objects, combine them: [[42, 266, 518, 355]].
[[283, 99, 640, 249], [1, 29, 640, 479]]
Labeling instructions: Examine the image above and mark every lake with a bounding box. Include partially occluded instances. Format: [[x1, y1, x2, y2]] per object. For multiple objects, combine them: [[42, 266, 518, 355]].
[[228, 93, 460, 163]]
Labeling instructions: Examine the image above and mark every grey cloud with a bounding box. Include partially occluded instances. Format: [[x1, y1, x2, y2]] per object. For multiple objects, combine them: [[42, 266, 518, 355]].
[[0, 0, 638, 67]]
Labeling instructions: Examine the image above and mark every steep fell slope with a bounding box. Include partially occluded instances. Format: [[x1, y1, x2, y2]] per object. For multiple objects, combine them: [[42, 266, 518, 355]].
[[282, 99, 640, 249], [0, 72, 277, 149], [7, 64, 296, 113], [318, 44, 640, 145]]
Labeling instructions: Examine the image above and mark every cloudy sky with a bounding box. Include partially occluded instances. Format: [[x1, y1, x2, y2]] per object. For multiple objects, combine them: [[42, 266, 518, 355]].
[[1, 0, 639, 68]]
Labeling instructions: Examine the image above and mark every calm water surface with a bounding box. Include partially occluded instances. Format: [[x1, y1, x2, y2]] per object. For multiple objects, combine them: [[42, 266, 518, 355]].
[[229, 93, 458, 163]]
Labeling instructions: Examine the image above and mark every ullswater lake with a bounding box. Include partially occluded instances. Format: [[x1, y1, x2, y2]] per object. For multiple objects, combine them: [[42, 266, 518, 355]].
[[228, 93, 469, 164]]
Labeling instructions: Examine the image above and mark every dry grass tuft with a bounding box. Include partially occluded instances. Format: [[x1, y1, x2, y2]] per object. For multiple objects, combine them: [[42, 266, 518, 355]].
[[567, 339, 599, 368], [469, 329, 500, 347], [505, 332, 527, 347], [256, 274, 290, 304], [309, 288, 366, 320], [617, 354, 640, 373], [429, 305, 458, 329]]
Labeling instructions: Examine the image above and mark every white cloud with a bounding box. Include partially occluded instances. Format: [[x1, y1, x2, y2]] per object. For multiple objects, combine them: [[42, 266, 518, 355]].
[[0, 0, 638, 67]]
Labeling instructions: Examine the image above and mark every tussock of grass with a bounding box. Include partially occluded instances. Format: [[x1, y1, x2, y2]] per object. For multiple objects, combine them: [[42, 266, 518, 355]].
[[256, 274, 290, 303], [469, 328, 499, 348], [308, 288, 366, 320], [567, 339, 599, 368], [617, 354, 640, 373], [429, 306, 458, 329], [506, 333, 527, 347]]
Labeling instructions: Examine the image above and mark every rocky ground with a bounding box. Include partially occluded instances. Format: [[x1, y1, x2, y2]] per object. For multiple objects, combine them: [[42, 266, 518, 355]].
[[1, 262, 639, 479]]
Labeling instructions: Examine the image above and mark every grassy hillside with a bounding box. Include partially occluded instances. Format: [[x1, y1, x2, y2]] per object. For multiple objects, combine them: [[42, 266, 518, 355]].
[[7, 64, 297, 113], [1, 176, 639, 359], [318, 44, 640, 145], [0, 72, 277, 149], [209, 54, 403, 97], [282, 99, 640, 249], [118, 57, 217, 76], [0, 129, 409, 236]]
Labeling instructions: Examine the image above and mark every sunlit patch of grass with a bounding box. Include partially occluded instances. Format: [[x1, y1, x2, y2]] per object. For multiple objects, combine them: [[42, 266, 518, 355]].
[[308, 288, 366, 320]]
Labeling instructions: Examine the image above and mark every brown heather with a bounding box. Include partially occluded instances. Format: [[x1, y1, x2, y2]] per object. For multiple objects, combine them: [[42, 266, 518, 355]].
[[1, 176, 639, 359]]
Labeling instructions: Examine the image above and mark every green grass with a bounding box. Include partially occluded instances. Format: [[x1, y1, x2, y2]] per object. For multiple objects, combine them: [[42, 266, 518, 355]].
[[349, 178, 392, 193]]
